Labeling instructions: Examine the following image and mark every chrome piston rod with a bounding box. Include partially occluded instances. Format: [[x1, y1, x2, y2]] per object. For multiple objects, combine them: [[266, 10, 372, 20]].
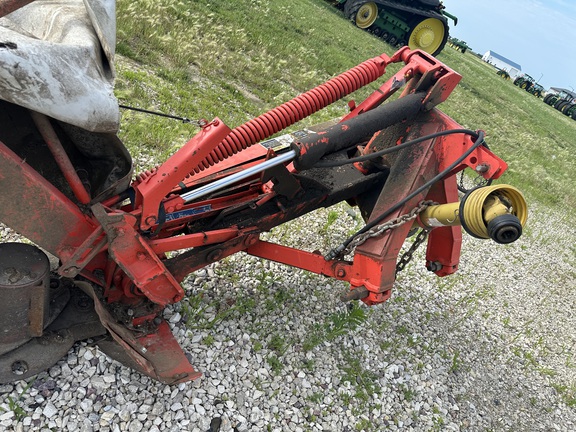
[[181, 150, 296, 202]]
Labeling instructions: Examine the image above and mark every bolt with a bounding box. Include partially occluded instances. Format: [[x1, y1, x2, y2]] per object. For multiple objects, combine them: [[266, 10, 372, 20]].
[[336, 268, 346, 278], [145, 216, 157, 226], [173, 372, 189, 380], [137, 252, 146, 261], [244, 235, 258, 247], [62, 267, 79, 276], [50, 278, 61, 289], [206, 249, 223, 262], [426, 261, 442, 272], [340, 286, 369, 302], [76, 296, 91, 311], [475, 163, 489, 173]]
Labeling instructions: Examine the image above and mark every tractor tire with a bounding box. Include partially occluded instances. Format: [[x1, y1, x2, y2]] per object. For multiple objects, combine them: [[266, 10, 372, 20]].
[[407, 17, 448, 56], [345, 1, 379, 29], [563, 104, 575, 116], [571, 110, 576, 120], [543, 94, 553, 104], [520, 82, 528, 89], [560, 102, 573, 114], [557, 101, 570, 112], [546, 95, 558, 106], [554, 99, 566, 109]]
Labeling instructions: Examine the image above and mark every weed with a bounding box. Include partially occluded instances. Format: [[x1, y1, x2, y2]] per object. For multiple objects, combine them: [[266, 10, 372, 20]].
[[267, 355, 283, 374], [0, 381, 33, 422], [396, 325, 409, 336], [302, 359, 315, 371], [303, 302, 368, 351], [325, 302, 368, 340], [552, 383, 576, 407], [341, 354, 380, 403], [355, 418, 373, 431], [267, 334, 287, 355], [450, 351, 461, 373], [202, 334, 215, 346], [321, 210, 340, 233], [307, 392, 323, 404], [402, 385, 416, 402]]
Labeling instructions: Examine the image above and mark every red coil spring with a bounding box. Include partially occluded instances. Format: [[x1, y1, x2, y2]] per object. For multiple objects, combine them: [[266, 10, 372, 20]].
[[131, 167, 158, 187], [193, 55, 390, 173]]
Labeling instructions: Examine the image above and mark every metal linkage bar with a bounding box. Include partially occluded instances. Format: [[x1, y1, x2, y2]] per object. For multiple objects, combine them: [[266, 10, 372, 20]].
[[30, 111, 91, 204]]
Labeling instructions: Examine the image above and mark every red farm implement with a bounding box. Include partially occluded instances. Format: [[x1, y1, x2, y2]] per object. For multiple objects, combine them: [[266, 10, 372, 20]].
[[0, 3, 527, 384]]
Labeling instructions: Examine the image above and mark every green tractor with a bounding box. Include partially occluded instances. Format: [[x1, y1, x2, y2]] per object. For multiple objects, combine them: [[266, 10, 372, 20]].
[[496, 69, 511, 80], [448, 37, 470, 53], [544, 88, 576, 119], [513, 74, 535, 92], [527, 83, 544, 98], [338, 0, 458, 56]]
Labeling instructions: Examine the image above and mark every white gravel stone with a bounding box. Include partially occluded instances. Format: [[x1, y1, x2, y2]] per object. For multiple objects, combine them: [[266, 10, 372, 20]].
[[1, 204, 575, 431], [42, 402, 58, 419]]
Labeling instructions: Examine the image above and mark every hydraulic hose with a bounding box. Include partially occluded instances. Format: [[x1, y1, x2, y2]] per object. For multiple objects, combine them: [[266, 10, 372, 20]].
[[326, 130, 485, 259]]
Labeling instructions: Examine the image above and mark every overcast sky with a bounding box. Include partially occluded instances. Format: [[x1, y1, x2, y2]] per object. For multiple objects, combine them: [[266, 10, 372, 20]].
[[445, 0, 576, 91]]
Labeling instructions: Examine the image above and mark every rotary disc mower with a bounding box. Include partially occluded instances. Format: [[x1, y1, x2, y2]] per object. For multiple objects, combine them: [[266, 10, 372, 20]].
[[0, 0, 527, 384]]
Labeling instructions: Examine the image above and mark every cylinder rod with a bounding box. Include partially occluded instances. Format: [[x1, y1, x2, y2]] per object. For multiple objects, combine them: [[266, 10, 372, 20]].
[[181, 150, 296, 203]]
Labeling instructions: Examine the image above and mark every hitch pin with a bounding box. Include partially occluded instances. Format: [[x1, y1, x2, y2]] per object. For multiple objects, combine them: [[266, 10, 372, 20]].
[[181, 150, 296, 203]]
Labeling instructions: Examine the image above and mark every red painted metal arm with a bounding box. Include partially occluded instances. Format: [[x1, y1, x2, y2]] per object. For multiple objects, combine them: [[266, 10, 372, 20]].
[[133, 119, 231, 230]]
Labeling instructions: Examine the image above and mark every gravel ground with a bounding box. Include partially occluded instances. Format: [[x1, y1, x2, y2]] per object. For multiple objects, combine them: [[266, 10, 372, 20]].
[[0, 200, 575, 431]]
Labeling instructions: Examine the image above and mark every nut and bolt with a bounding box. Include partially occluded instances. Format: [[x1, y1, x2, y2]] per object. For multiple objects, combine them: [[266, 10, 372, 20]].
[[206, 249, 223, 262]]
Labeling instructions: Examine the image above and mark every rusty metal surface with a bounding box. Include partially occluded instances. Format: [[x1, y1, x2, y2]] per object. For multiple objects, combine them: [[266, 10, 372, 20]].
[[0, 0, 35, 18], [0, 140, 97, 258], [0, 278, 106, 383], [77, 281, 201, 384], [91, 204, 185, 307], [0, 243, 50, 347]]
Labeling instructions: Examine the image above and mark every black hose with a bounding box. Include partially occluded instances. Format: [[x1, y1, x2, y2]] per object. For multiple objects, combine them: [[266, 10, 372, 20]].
[[314, 128, 478, 168], [325, 130, 486, 260]]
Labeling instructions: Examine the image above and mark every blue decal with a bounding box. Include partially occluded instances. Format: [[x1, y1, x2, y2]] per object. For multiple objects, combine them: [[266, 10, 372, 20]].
[[165, 204, 212, 221]]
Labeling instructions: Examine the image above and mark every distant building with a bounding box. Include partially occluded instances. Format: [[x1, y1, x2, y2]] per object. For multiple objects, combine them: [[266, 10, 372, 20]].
[[482, 51, 522, 78]]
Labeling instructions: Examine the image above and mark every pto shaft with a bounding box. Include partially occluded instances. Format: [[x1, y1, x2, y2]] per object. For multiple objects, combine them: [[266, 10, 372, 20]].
[[420, 185, 528, 244]]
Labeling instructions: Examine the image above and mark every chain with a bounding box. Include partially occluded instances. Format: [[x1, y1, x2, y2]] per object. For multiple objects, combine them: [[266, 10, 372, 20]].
[[395, 228, 430, 274], [458, 169, 491, 193], [341, 200, 437, 257]]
